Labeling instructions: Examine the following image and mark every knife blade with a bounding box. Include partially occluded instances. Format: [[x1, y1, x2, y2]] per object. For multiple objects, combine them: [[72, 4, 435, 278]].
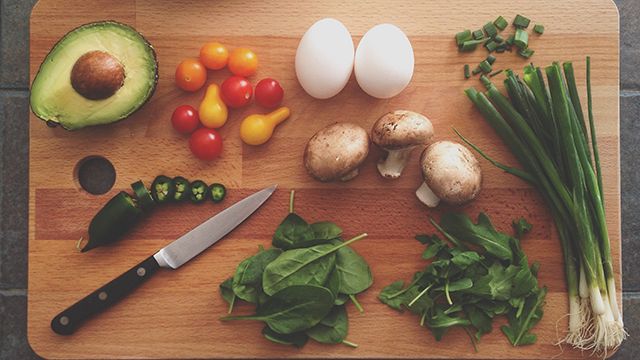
[[51, 185, 277, 335]]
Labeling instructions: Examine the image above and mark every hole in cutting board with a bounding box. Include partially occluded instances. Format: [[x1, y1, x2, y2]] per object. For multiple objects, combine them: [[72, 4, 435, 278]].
[[75, 156, 116, 195]]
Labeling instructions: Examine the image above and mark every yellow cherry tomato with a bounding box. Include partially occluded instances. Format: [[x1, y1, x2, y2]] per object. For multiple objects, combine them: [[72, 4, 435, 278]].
[[200, 42, 228, 70], [240, 107, 290, 145], [199, 84, 228, 128], [228, 48, 258, 77]]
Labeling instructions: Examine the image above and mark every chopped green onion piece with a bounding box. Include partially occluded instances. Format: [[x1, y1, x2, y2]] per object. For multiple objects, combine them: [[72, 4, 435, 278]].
[[496, 47, 506, 53], [486, 55, 497, 65], [494, 34, 504, 43], [514, 28, 529, 49], [485, 40, 499, 52], [534, 24, 545, 34], [489, 69, 504, 77], [455, 30, 472, 46], [513, 14, 531, 28], [464, 64, 471, 79], [472, 66, 482, 75], [460, 39, 485, 52], [494, 16, 508, 30], [479, 75, 491, 87], [483, 22, 498, 38], [506, 34, 515, 45], [479, 60, 492, 74], [472, 29, 484, 40], [519, 48, 535, 58]]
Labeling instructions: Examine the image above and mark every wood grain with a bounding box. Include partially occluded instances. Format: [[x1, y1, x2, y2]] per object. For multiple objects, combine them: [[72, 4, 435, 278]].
[[28, 0, 621, 358]]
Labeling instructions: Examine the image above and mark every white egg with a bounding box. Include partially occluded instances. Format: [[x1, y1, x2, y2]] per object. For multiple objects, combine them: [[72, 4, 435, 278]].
[[295, 18, 354, 99], [354, 24, 414, 99]]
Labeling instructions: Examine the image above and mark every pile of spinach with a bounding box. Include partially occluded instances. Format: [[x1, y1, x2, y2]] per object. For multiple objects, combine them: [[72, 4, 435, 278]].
[[379, 212, 546, 349], [219, 191, 371, 348]]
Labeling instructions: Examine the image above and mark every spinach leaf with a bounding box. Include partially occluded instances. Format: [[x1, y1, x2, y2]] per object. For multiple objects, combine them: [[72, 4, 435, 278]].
[[311, 221, 342, 240], [221, 285, 334, 334], [331, 240, 373, 295], [306, 306, 348, 344], [262, 326, 308, 348], [272, 213, 317, 250], [325, 267, 341, 298], [262, 244, 337, 296], [232, 247, 282, 303], [335, 294, 349, 306], [440, 213, 514, 262], [219, 277, 236, 314]]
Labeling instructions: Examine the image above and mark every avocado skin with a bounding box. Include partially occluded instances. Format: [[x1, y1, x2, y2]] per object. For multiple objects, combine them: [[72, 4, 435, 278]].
[[30, 21, 159, 131]]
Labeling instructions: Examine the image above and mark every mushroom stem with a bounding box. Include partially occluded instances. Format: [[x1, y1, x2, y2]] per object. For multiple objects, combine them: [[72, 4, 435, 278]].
[[415, 182, 440, 207], [340, 168, 360, 182], [377, 147, 416, 179]]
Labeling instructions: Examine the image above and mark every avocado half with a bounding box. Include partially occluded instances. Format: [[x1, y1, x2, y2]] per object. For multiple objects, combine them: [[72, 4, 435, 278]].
[[30, 21, 158, 130]]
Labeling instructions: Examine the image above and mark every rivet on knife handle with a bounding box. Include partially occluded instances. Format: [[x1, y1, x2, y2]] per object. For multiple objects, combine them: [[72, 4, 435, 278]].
[[51, 255, 160, 335]]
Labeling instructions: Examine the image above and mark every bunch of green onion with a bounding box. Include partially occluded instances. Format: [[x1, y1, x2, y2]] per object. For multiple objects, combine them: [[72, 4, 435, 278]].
[[460, 58, 626, 353]]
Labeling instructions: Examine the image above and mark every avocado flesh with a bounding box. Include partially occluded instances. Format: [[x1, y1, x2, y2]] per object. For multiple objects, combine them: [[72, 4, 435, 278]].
[[30, 22, 158, 130]]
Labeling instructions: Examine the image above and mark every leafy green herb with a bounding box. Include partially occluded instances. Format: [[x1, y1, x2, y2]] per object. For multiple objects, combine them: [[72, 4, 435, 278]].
[[219, 278, 236, 314], [379, 212, 546, 348], [306, 306, 350, 345], [332, 239, 373, 295]]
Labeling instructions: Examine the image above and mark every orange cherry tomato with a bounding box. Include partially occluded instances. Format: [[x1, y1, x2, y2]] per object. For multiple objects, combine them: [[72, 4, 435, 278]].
[[175, 58, 207, 92], [200, 42, 229, 70], [228, 48, 258, 77]]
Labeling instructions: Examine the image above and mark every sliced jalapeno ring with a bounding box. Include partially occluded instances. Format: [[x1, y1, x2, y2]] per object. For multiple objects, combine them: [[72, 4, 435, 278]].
[[151, 175, 174, 203], [189, 180, 209, 204], [209, 183, 226, 203], [171, 176, 190, 202], [83, 191, 143, 252], [131, 180, 155, 210]]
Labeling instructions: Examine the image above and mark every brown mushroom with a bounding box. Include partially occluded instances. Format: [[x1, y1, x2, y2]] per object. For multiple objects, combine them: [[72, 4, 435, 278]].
[[70, 50, 125, 100], [415, 140, 482, 207], [371, 110, 434, 179], [304, 122, 370, 182]]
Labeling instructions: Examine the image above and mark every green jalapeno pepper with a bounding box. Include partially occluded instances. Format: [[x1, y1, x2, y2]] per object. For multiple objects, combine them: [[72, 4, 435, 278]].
[[83, 191, 143, 252], [151, 175, 174, 203], [171, 176, 190, 202], [189, 180, 209, 203], [131, 180, 155, 211], [209, 183, 226, 203]]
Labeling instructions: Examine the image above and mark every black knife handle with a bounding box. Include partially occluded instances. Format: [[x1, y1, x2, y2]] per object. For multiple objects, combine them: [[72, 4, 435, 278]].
[[51, 255, 161, 335]]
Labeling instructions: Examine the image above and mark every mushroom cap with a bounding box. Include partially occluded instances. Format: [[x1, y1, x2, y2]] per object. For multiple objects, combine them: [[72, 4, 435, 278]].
[[304, 122, 370, 182], [371, 110, 434, 150], [420, 140, 482, 205]]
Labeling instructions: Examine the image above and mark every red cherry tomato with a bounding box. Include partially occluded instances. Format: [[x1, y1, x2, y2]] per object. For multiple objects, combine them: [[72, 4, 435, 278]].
[[189, 128, 223, 160], [255, 78, 284, 108], [171, 105, 199, 134], [220, 76, 253, 108]]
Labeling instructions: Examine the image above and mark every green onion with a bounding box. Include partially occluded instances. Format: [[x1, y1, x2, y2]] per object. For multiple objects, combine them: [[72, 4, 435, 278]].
[[506, 34, 515, 45], [455, 30, 472, 46], [472, 29, 484, 40], [472, 66, 482, 75], [534, 24, 545, 34], [483, 22, 498, 38], [460, 39, 485, 52], [494, 16, 508, 30], [486, 55, 497, 65], [519, 48, 535, 58], [464, 64, 471, 79], [489, 69, 503, 77], [479, 60, 492, 73], [485, 40, 499, 52], [462, 59, 627, 353], [514, 29, 529, 49], [513, 14, 531, 28], [494, 34, 505, 43]]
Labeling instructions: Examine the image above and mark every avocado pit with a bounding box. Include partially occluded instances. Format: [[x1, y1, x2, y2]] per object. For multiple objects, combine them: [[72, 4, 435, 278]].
[[71, 50, 125, 100]]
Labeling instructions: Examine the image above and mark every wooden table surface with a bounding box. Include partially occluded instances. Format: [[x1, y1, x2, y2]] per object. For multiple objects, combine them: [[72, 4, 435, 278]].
[[28, 0, 620, 358]]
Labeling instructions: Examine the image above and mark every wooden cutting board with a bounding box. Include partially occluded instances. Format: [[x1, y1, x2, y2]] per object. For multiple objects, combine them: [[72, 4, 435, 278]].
[[27, 0, 621, 358]]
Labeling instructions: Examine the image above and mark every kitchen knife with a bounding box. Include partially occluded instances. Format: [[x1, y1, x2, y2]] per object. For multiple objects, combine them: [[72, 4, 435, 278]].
[[51, 185, 277, 335]]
